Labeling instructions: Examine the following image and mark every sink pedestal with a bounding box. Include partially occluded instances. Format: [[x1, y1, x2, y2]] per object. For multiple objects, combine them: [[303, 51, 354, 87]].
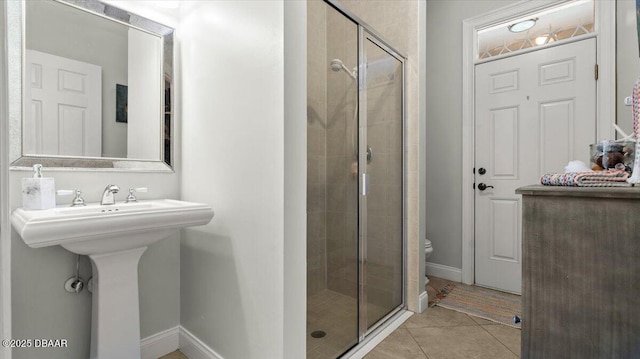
[[89, 247, 148, 359], [11, 199, 214, 358]]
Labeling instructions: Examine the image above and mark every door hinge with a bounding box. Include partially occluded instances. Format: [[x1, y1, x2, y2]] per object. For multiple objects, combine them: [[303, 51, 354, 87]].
[[595, 64, 599, 81], [472, 167, 475, 174]]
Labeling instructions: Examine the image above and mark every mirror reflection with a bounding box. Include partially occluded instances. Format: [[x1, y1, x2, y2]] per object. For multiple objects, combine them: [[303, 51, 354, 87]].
[[20, 0, 172, 166]]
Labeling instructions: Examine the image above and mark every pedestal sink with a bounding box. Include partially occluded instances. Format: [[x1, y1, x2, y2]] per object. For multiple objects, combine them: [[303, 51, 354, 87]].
[[11, 199, 214, 359]]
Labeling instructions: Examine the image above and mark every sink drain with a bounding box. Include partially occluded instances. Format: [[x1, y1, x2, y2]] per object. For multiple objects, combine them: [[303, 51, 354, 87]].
[[311, 330, 326, 339]]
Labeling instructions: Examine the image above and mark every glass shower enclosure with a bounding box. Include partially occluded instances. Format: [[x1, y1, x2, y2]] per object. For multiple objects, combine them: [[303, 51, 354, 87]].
[[307, 1, 405, 358]]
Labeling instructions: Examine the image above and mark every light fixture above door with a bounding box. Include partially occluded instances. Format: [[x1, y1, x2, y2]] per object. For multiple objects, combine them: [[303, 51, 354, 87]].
[[508, 18, 537, 33]]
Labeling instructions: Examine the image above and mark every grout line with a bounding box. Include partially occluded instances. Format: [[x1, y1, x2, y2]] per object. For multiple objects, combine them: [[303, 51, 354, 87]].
[[404, 327, 432, 359], [478, 324, 521, 358]]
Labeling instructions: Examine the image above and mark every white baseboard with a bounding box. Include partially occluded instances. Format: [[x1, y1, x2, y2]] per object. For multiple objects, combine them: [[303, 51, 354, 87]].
[[179, 326, 224, 359], [417, 290, 429, 313], [142, 311, 414, 359], [425, 262, 462, 282], [141, 326, 180, 359], [141, 326, 223, 359]]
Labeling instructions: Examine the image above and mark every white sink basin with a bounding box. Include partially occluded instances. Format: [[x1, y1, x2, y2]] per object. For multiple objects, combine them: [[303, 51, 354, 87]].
[[11, 199, 213, 254], [11, 199, 213, 359]]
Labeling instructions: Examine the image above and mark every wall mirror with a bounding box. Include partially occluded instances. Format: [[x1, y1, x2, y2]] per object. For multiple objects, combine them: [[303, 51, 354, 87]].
[[7, 0, 174, 171]]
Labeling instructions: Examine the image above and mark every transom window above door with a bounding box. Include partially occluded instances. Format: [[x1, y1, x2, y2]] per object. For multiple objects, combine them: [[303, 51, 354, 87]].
[[477, 0, 594, 61]]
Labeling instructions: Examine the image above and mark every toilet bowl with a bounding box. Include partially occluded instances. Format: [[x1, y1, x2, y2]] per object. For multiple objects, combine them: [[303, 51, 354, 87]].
[[425, 239, 433, 284], [425, 239, 433, 259]]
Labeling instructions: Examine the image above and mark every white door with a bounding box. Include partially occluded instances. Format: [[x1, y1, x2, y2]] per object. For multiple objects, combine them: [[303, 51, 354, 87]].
[[474, 38, 597, 294], [24, 49, 102, 157]]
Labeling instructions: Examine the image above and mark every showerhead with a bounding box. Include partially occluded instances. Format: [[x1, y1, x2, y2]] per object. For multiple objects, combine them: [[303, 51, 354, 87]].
[[330, 59, 345, 72], [330, 58, 357, 80]]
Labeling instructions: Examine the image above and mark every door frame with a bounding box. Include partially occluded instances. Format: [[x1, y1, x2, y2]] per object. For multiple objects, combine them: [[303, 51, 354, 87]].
[[461, 0, 615, 285]]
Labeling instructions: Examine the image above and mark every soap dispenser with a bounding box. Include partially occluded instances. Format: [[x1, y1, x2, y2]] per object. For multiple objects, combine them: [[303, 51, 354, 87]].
[[22, 164, 56, 210]]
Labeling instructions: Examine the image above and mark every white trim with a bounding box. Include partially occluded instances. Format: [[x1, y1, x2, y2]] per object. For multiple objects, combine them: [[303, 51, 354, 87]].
[[417, 290, 429, 314], [461, 14, 476, 286], [1, 1, 12, 358], [425, 262, 462, 283], [418, 0, 428, 305], [342, 310, 413, 359], [461, 0, 616, 287], [475, 32, 596, 65], [141, 326, 180, 359], [179, 326, 224, 359], [140, 326, 226, 359], [283, 1, 307, 357]]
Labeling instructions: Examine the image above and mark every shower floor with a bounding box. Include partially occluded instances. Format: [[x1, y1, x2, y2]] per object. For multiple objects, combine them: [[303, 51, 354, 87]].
[[307, 289, 389, 359]]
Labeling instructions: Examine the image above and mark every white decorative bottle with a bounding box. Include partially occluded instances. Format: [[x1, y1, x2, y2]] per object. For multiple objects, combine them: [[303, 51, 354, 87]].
[[22, 164, 56, 210]]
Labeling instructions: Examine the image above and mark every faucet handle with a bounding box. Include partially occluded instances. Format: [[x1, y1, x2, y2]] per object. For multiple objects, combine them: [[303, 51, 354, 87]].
[[125, 187, 148, 203], [57, 189, 86, 207]]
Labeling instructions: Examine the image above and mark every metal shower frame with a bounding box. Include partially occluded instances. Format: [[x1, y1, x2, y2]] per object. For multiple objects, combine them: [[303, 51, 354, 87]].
[[323, 0, 408, 351]]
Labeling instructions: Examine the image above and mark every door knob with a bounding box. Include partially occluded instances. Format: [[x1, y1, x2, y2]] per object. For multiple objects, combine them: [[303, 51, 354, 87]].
[[478, 167, 486, 175], [477, 183, 494, 191]]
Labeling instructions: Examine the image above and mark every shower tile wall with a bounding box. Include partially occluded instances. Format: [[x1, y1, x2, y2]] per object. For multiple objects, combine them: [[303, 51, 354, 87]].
[[307, 0, 328, 296], [325, 7, 358, 299], [307, 0, 358, 299]]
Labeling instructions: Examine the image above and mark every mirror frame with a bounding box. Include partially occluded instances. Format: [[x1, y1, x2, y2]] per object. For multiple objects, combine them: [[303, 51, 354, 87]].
[[7, 0, 174, 172]]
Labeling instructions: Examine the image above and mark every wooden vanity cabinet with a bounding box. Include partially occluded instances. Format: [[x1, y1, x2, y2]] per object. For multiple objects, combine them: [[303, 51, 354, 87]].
[[516, 185, 640, 359]]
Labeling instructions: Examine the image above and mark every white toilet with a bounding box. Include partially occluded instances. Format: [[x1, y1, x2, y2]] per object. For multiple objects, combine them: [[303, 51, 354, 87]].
[[425, 239, 433, 285]]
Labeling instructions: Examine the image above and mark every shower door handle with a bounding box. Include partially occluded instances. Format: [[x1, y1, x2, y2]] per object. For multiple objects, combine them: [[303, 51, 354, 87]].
[[362, 173, 368, 196], [367, 146, 373, 163]]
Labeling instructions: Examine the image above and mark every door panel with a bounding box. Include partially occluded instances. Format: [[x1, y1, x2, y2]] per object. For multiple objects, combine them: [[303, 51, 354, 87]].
[[540, 99, 576, 173], [306, 2, 360, 358], [24, 49, 101, 157], [475, 38, 596, 294], [362, 35, 404, 331], [490, 107, 519, 178]]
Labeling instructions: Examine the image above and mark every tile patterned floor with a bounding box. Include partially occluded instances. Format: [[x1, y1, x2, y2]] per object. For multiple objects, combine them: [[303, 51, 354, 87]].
[[162, 284, 521, 359], [364, 304, 521, 359]]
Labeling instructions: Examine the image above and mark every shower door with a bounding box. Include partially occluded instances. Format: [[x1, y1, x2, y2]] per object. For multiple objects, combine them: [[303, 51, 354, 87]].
[[306, 2, 405, 358], [358, 30, 405, 335], [306, 2, 360, 358]]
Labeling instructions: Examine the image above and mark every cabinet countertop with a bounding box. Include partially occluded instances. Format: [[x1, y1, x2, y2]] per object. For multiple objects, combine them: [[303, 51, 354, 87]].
[[516, 184, 640, 199]]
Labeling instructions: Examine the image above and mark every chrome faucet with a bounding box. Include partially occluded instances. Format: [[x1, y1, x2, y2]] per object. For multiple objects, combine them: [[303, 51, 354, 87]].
[[100, 185, 120, 205]]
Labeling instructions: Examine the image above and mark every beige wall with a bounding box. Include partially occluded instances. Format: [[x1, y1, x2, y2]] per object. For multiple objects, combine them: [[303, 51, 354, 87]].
[[324, 3, 359, 299]]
